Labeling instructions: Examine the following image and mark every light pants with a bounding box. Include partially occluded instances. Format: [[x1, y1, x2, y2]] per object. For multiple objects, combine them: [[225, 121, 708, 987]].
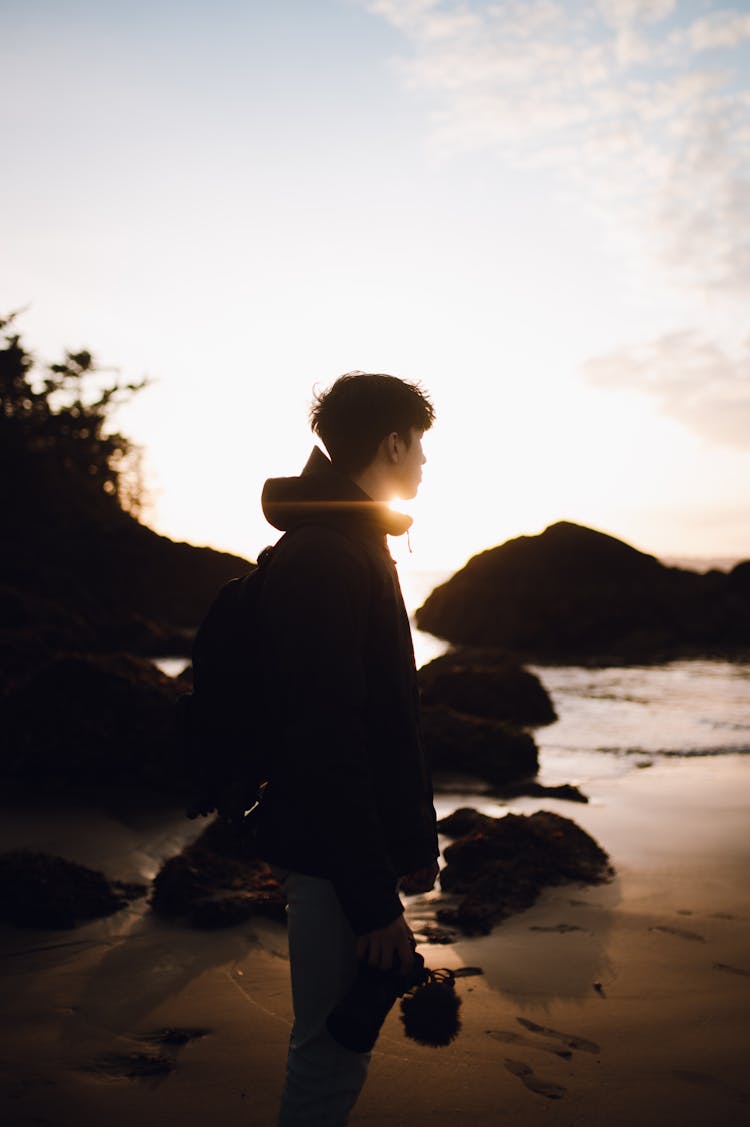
[[271, 867, 372, 1127]]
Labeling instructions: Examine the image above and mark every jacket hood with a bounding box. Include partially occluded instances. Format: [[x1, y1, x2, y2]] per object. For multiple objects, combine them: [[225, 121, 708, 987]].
[[262, 447, 413, 538]]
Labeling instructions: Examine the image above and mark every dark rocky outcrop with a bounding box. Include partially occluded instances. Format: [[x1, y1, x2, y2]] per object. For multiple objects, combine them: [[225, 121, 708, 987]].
[[419, 648, 556, 726], [2, 404, 254, 641], [0, 653, 183, 797], [420, 706, 538, 787], [434, 807, 613, 935], [416, 521, 750, 662], [417, 649, 557, 787], [2, 407, 254, 666], [0, 849, 146, 928], [150, 816, 286, 928]]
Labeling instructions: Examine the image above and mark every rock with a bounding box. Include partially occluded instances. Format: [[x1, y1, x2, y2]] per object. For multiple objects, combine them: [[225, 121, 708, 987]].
[[729, 560, 750, 599], [419, 649, 556, 726], [0, 586, 194, 699], [2, 436, 255, 634], [420, 705, 538, 787], [0, 628, 57, 695], [414, 924, 459, 945], [0, 653, 182, 796], [437, 807, 500, 837], [0, 586, 99, 691], [499, 781, 589, 803], [150, 816, 286, 928], [435, 808, 613, 935], [0, 849, 146, 928], [97, 614, 195, 657], [416, 521, 750, 661]]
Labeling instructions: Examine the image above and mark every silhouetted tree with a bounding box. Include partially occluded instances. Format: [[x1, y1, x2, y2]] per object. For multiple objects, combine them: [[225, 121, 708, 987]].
[[0, 310, 147, 516]]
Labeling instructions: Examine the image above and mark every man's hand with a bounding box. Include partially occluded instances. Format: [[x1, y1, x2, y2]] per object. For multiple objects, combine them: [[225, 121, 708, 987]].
[[355, 914, 415, 972], [398, 861, 440, 895]]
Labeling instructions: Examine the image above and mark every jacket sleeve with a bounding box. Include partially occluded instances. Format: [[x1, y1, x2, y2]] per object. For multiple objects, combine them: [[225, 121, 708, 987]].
[[263, 527, 404, 935]]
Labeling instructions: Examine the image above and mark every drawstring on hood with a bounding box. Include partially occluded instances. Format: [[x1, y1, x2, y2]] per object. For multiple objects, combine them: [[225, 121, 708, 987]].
[[262, 446, 413, 539]]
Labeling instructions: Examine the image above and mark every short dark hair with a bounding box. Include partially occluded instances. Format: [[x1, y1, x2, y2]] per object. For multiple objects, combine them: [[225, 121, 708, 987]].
[[310, 371, 435, 475]]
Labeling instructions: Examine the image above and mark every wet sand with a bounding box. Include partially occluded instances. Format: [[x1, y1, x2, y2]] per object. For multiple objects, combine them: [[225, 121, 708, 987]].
[[1, 755, 749, 1126]]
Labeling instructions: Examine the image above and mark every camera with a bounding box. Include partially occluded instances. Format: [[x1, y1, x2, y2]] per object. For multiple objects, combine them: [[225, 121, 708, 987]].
[[326, 951, 426, 1053]]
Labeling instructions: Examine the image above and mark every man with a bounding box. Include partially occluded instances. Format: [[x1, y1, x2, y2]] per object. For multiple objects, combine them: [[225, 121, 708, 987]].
[[255, 371, 440, 1126]]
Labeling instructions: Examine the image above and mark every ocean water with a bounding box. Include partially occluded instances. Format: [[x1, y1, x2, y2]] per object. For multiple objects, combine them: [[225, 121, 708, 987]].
[[402, 568, 750, 789]]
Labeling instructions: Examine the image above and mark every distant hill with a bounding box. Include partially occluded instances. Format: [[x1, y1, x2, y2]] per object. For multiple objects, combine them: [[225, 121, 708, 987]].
[[416, 521, 750, 662], [2, 434, 253, 643], [0, 314, 253, 653]]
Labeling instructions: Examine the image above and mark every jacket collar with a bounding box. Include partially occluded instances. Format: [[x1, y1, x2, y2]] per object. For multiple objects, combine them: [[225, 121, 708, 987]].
[[262, 447, 412, 538]]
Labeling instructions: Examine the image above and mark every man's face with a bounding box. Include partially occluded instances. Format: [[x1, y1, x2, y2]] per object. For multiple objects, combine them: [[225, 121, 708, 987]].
[[393, 428, 426, 500]]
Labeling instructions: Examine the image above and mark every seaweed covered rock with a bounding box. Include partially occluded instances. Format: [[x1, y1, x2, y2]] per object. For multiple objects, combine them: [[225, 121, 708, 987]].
[[151, 817, 286, 928], [420, 706, 538, 787], [419, 649, 556, 727], [0, 849, 146, 928], [435, 808, 613, 935], [0, 653, 181, 796]]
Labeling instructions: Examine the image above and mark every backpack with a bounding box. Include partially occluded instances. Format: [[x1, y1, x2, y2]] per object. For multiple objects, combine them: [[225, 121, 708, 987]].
[[177, 542, 279, 823]]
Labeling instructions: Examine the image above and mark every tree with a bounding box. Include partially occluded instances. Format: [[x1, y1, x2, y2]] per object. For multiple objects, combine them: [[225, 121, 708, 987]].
[[0, 310, 147, 517]]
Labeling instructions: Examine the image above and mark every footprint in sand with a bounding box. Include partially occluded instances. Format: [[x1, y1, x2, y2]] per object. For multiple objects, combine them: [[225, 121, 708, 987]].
[[673, 1069, 750, 1105], [649, 925, 705, 942], [90, 1052, 175, 1080], [504, 1058, 566, 1100], [712, 961, 750, 977], [486, 1029, 572, 1060], [516, 1017, 600, 1055], [87, 1028, 209, 1083], [138, 1027, 210, 1047], [529, 923, 588, 934]]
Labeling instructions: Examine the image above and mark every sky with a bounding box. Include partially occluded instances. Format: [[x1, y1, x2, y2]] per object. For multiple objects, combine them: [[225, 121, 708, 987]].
[[2, 0, 749, 572]]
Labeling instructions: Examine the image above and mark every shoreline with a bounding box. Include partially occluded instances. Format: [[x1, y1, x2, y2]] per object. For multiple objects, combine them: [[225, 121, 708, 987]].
[[1, 755, 749, 1125]]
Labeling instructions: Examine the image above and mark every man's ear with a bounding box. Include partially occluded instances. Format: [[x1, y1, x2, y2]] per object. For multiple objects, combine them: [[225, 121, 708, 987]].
[[384, 432, 401, 463]]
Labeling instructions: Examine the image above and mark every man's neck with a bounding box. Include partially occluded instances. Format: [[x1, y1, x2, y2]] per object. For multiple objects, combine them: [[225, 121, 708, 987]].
[[350, 463, 392, 503]]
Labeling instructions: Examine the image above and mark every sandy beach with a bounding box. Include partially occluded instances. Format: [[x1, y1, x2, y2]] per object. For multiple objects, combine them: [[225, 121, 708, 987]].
[[1, 753, 749, 1127]]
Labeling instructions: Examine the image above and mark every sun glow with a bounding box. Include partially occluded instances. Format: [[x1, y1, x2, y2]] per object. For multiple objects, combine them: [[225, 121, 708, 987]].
[[3, 0, 749, 569]]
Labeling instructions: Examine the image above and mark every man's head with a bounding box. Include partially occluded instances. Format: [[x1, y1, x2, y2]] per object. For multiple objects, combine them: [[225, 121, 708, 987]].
[[310, 372, 434, 500]]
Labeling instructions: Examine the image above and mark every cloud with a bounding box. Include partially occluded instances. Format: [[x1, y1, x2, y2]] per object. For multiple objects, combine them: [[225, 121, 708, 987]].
[[365, 1, 750, 452], [598, 0, 677, 65], [598, 0, 676, 24], [685, 9, 750, 52], [583, 331, 750, 449], [364, 1, 750, 298], [656, 99, 750, 293]]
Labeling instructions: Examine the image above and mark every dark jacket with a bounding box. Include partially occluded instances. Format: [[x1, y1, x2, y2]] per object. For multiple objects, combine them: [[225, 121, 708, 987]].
[[254, 447, 438, 935]]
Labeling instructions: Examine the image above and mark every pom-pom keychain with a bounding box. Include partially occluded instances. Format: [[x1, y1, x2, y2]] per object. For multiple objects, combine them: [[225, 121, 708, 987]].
[[400, 967, 462, 1047]]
